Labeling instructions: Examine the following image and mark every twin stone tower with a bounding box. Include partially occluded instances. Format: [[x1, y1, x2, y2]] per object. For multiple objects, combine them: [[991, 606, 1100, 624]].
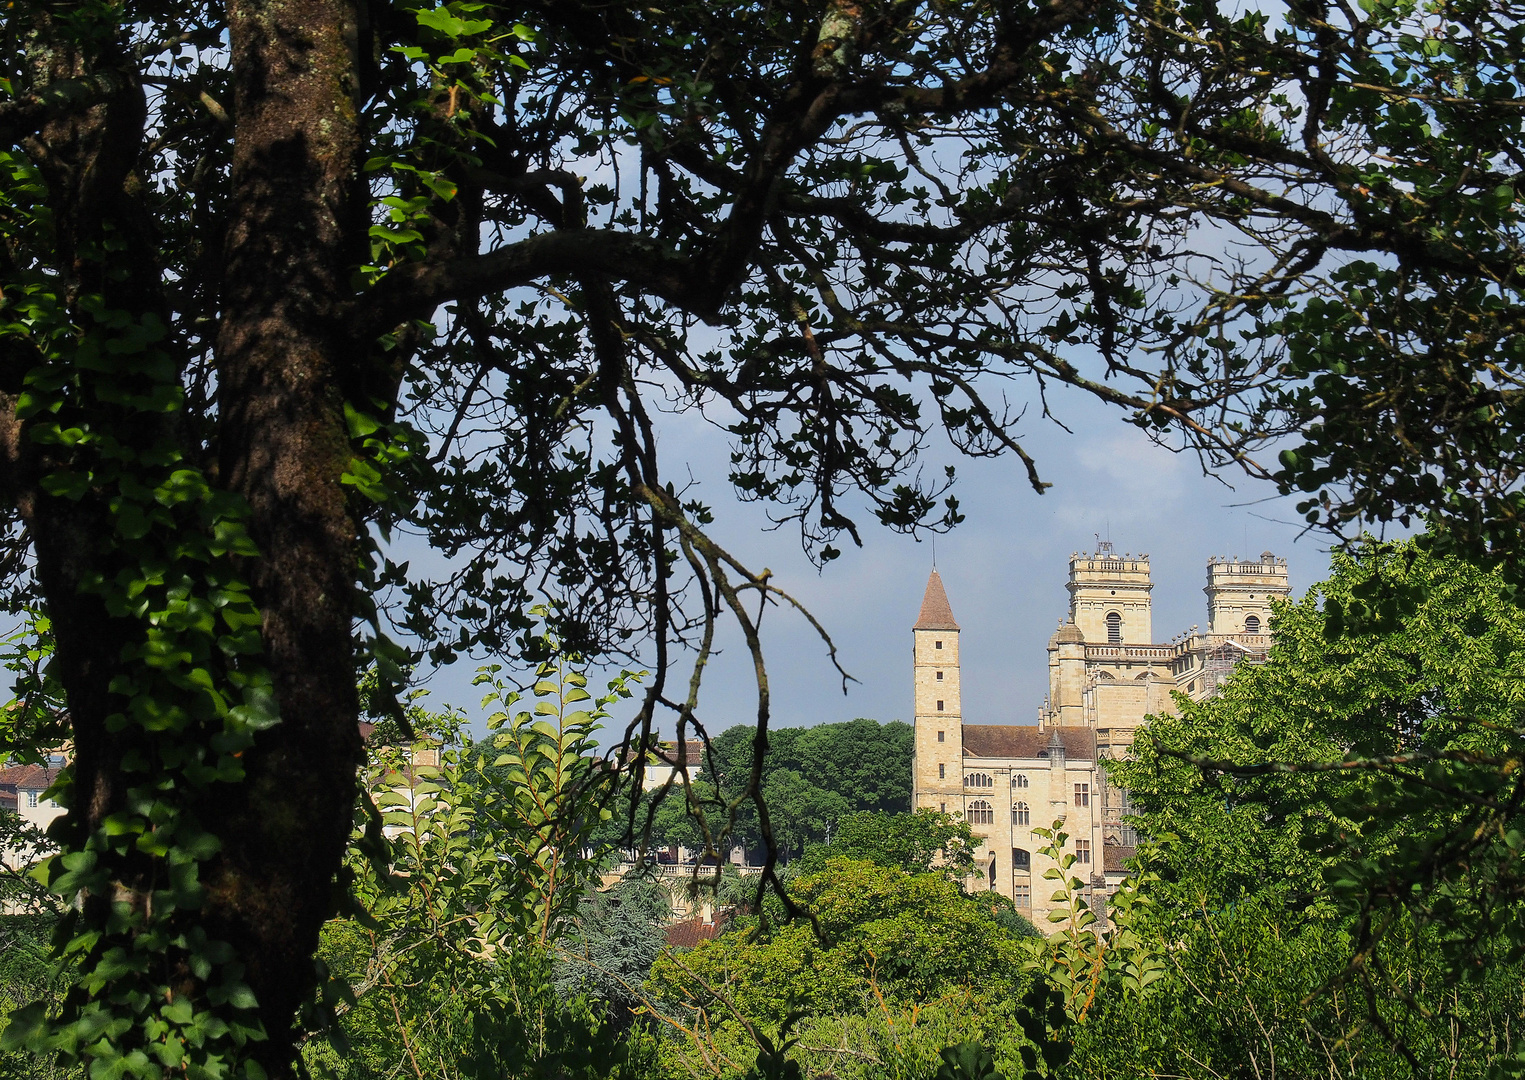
[[910, 544, 1290, 920]]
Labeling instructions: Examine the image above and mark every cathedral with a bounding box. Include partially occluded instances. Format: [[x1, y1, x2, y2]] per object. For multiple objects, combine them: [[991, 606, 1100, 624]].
[[910, 544, 1291, 921]]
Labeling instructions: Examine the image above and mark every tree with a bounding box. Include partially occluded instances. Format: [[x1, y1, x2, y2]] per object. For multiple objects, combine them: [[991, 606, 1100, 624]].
[[616, 719, 912, 857], [793, 809, 981, 880], [303, 655, 638, 1080], [1104, 540, 1525, 1075], [554, 877, 672, 1035], [1, 0, 1522, 1074], [644, 857, 1039, 1080]]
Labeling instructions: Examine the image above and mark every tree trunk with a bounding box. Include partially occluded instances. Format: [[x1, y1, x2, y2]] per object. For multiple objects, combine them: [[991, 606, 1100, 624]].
[[209, 0, 366, 1067]]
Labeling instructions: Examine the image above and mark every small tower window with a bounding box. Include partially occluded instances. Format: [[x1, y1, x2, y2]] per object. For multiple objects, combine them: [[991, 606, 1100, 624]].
[[1244, 614, 1261, 633], [937, 730, 945, 743], [1106, 611, 1122, 644], [1075, 782, 1090, 807], [934, 640, 943, 650], [936, 670, 944, 681], [936, 700, 944, 711], [1076, 839, 1092, 865], [939, 764, 946, 779], [1013, 802, 1030, 826]]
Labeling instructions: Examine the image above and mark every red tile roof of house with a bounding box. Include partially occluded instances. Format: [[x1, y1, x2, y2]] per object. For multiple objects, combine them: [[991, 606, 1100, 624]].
[[1103, 844, 1137, 874], [960, 725, 1096, 760], [665, 913, 730, 948], [915, 570, 960, 631], [0, 765, 60, 791]]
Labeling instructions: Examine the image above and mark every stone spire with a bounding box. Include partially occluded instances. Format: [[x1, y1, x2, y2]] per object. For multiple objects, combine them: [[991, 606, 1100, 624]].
[[911, 567, 962, 814], [915, 569, 960, 631]]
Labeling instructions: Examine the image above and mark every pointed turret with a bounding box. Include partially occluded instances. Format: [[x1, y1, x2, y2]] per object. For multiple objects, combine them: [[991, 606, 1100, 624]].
[[915, 569, 960, 630], [911, 568, 962, 813]]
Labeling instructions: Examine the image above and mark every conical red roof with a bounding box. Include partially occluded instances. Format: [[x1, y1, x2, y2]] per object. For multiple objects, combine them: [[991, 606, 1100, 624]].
[[914, 569, 960, 630]]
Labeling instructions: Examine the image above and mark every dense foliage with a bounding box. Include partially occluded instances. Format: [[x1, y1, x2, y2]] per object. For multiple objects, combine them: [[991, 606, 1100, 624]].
[[645, 857, 1042, 1080], [299, 655, 645, 1080], [627, 719, 913, 858], [1093, 541, 1525, 1077], [792, 809, 982, 880]]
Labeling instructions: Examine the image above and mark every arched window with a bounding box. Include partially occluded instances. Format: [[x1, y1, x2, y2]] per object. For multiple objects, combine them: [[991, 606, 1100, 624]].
[[1244, 614, 1261, 633], [1012, 846, 1031, 869], [965, 772, 993, 789], [1012, 773, 1029, 789], [1106, 611, 1122, 644], [1013, 801, 1030, 826], [969, 799, 994, 825]]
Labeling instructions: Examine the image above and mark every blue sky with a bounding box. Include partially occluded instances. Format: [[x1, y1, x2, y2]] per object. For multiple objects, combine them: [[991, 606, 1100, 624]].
[[405, 379, 1335, 739]]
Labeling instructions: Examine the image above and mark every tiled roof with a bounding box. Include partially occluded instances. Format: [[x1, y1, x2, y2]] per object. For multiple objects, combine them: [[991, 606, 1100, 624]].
[[0, 765, 60, 791], [961, 725, 1095, 760], [1103, 844, 1137, 873], [665, 913, 730, 948], [653, 739, 708, 769], [914, 570, 960, 631], [619, 738, 709, 770]]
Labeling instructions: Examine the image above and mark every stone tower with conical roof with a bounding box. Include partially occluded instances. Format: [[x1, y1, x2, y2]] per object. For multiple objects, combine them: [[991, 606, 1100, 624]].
[[911, 569, 965, 813]]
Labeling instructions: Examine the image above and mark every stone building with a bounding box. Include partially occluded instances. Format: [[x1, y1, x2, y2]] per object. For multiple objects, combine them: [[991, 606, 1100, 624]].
[[910, 544, 1290, 922]]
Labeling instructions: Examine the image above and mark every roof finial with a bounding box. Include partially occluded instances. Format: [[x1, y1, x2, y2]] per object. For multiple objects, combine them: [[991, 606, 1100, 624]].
[[932, 537, 937, 569]]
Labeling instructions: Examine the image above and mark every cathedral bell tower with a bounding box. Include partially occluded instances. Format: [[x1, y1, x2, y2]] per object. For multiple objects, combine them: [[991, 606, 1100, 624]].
[[1205, 552, 1291, 635], [1067, 543, 1153, 645], [912, 569, 964, 813]]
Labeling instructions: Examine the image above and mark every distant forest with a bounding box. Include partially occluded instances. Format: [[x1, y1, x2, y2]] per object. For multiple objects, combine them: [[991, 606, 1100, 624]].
[[614, 718, 913, 859]]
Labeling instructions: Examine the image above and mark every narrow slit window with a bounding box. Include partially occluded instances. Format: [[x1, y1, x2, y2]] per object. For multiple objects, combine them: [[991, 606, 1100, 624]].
[[1106, 611, 1122, 644]]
